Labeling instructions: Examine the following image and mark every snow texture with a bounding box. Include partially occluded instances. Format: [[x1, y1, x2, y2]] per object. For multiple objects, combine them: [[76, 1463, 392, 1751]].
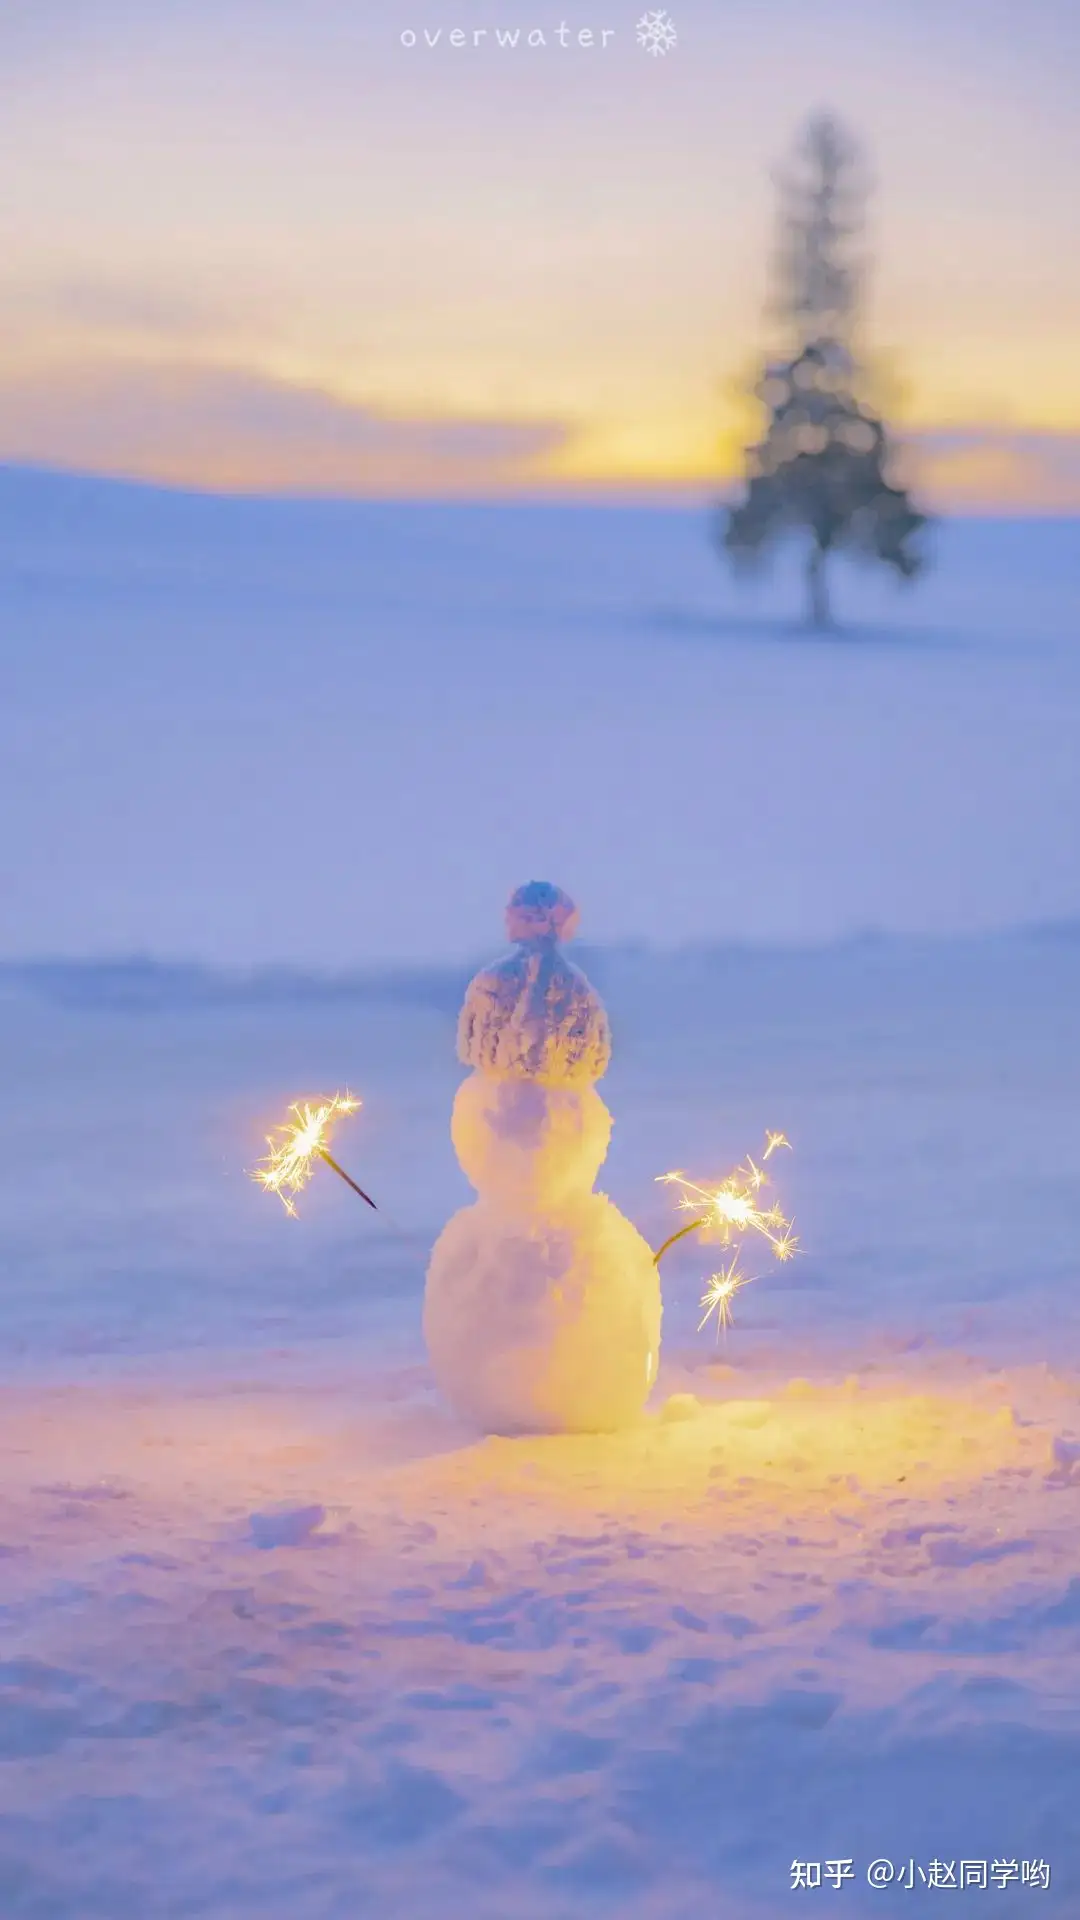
[[423, 1193, 661, 1433], [428, 889, 660, 1434], [450, 1071, 612, 1208]]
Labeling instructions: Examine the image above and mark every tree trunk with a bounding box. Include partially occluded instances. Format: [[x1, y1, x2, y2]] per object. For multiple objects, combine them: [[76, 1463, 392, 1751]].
[[806, 544, 831, 629]]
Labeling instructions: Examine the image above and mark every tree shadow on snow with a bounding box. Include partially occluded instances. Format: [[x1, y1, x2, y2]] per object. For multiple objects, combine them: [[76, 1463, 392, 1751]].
[[641, 605, 975, 653]]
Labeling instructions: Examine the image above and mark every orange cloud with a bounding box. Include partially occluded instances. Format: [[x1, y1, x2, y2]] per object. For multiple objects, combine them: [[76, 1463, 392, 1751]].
[[0, 361, 570, 496], [906, 429, 1080, 514]]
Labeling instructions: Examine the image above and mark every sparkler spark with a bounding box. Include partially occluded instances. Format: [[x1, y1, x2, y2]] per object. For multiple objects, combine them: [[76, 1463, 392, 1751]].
[[698, 1259, 749, 1335], [654, 1130, 799, 1333], [251, 1092, 376, 1217]]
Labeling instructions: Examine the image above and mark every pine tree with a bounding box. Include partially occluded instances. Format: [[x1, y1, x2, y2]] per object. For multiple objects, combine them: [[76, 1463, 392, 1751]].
[[721, 115, 928, 629]]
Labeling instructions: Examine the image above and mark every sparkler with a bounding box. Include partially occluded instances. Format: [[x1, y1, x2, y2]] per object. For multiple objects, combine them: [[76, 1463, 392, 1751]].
[[654, 1130, 798, 1336], [698, 1258, 749, 1334], [251, 1092, 377, 1217]]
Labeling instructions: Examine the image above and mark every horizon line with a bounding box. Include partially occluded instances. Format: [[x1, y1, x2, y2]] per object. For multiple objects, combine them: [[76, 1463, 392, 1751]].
[[2, 918, 1077, 980], [4, 459, 1080, 521]]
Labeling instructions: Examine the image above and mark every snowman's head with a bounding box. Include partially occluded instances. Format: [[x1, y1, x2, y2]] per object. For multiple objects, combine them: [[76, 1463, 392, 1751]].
[[451, 1073, 612, 1204]]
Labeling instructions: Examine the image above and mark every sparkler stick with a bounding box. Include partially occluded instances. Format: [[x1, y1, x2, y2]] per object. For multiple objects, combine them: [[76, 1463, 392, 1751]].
[[251, 1092, 378, 1217], [652, 1215, 711, 1267], [316, 1149, 377, 1210]]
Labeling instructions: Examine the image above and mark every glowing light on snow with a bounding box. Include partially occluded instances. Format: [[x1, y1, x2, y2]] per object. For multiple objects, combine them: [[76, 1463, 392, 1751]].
[[251, 1092, 376, 1216], [654, 1132, 798, 1333]]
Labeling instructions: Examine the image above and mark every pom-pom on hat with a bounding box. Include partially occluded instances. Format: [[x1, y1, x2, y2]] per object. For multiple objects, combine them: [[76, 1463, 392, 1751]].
[[505, 881, 580, 946]]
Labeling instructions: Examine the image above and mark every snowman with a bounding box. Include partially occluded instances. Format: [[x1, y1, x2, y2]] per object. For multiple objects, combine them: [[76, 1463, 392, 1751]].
[[424, 881, 662, 1434]]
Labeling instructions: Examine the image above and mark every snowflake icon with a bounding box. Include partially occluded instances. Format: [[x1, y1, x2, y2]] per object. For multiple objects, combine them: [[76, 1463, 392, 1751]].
[[636, 7, 677, 55]]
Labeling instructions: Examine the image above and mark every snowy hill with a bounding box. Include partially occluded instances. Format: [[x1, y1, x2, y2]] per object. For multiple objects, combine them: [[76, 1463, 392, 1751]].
[[2, 464, 1078, 968]]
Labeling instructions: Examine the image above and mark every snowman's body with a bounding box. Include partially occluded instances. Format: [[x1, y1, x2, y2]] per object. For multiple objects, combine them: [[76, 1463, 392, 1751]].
[[424, 884, 661, 1434]]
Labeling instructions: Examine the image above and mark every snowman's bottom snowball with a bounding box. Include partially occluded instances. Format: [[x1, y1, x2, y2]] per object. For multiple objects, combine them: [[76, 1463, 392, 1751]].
[[423, 1194, 662, 1435]]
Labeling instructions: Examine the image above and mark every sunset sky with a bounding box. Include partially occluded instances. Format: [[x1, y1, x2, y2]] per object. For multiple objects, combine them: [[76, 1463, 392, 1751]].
[[3, 0, 1078, 508]]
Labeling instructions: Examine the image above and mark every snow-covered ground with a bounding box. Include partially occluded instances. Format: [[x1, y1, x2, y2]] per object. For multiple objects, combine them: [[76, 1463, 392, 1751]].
[[1, 470, 1078, 965], [3, 933, 1078, 1918], [1, 479, 1079, 1915]]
